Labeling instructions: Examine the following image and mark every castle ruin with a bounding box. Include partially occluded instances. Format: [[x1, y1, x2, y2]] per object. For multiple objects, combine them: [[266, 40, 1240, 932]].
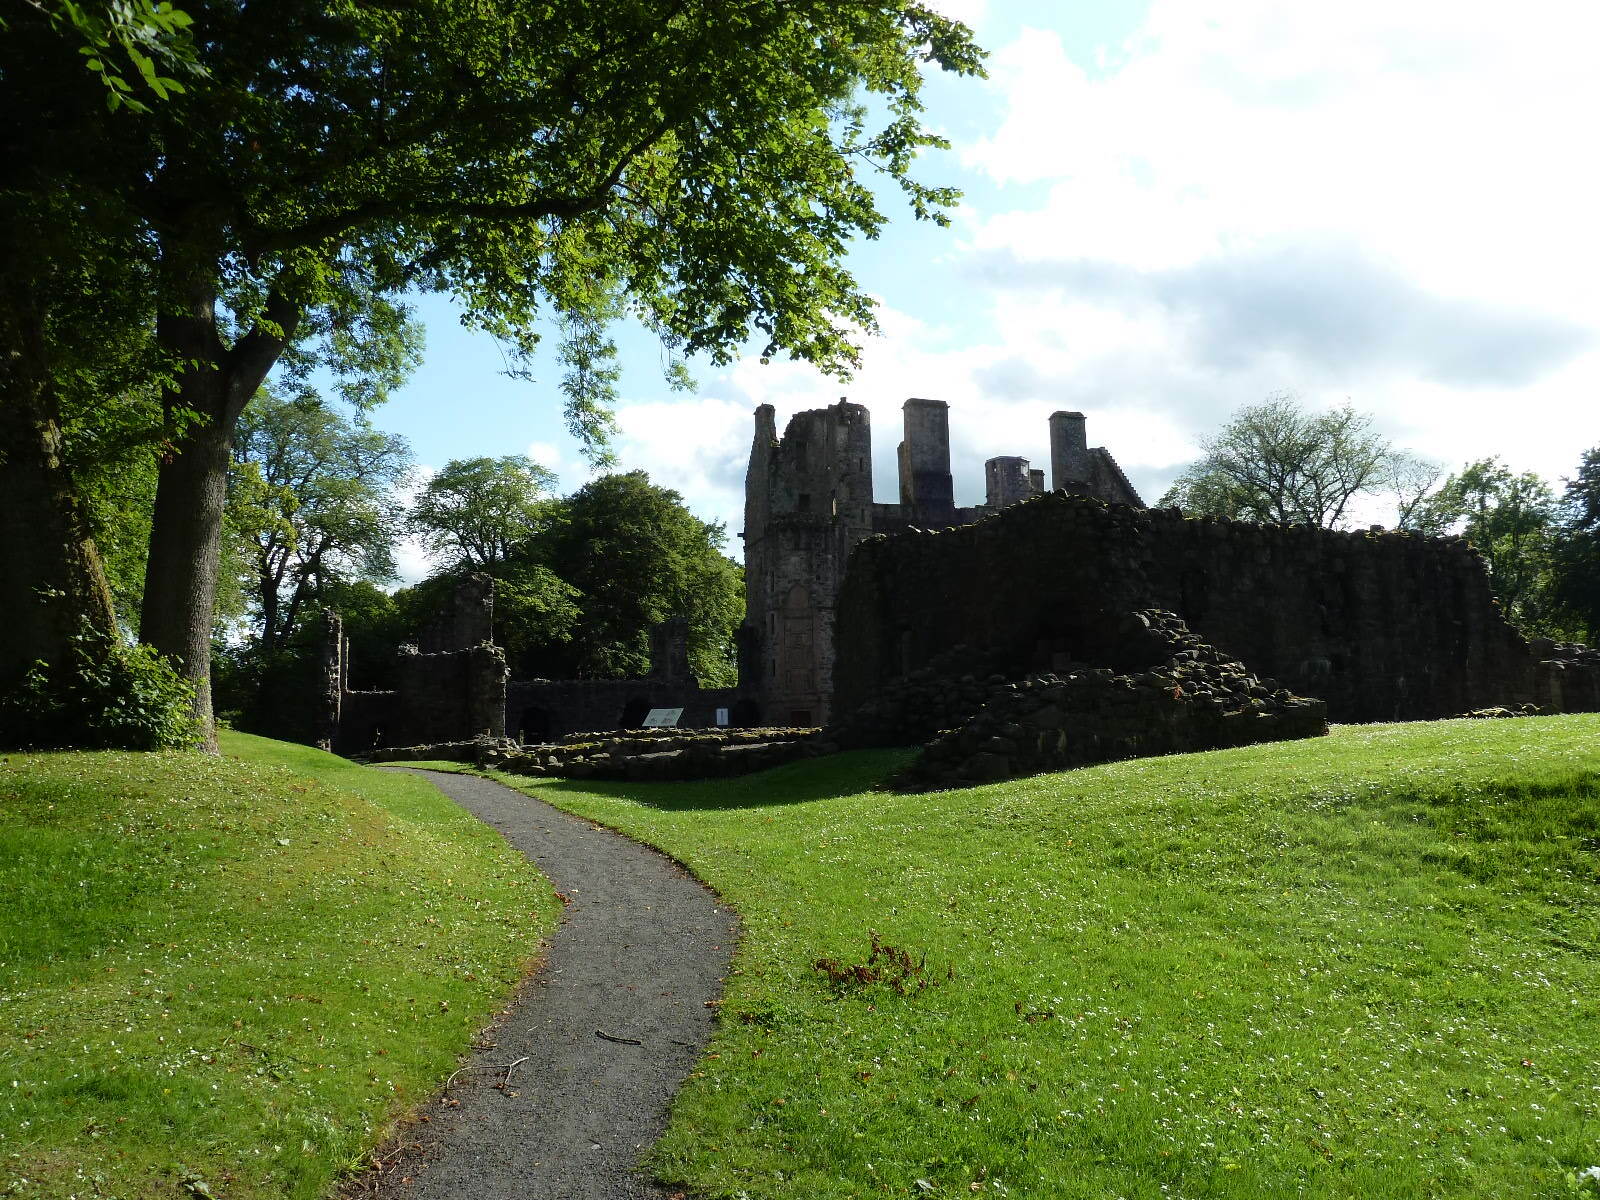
[[739, 398, 1142, 724]]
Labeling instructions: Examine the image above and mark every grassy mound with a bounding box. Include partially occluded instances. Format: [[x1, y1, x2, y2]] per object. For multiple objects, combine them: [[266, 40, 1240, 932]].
[[476, 715, 1600, 1199], [0, 732, 557, 1200]]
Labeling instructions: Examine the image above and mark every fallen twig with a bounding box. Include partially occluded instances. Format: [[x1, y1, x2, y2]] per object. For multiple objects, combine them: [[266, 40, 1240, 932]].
[[595, 1029, 643, 1045], [503, 1054, 530, 1086], [442, 1058, 531, 1090]]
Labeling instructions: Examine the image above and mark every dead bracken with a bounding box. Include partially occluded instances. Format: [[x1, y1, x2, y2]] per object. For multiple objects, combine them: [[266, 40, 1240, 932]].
[[813, 932, 955, 998]]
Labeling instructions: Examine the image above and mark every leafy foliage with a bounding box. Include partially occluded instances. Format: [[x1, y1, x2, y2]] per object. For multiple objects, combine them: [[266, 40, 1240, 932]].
[[1161, 394, 1411, 528], [4, 0, 985, 741], [537, 471, 743, 684], [229, 391, 413, 650], [1552, 447, 1600, 642], [1414, 457, 1566, 635], [397, 467, 740, 685], [20, 0, 203, 111], [1, 622, 198, 750], [408, 455, 558, 570]]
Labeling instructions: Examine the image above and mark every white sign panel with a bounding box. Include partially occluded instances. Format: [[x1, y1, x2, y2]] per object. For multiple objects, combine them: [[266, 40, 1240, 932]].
[[642, 707, 684, 727], [715, 707, 730, 727]]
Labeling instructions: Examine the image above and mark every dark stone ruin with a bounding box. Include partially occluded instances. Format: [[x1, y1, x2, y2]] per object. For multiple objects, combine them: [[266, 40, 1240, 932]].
[[835, 609, 1327, 790], [321, 399, 1600, 789], [367, 725, 823, 782], [826, 490, 1600, 786], [321, 584, 752, 758]]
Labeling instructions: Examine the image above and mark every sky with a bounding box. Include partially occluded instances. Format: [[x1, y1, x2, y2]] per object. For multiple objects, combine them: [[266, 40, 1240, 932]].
[[352, 0, 1600, 582]]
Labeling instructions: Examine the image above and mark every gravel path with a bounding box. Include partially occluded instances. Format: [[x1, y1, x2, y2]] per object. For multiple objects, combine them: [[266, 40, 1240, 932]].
[[370, 768, 738, 1199]]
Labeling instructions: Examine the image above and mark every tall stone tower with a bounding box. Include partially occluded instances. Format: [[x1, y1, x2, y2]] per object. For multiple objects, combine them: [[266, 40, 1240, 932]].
[[1049, 410, 1144, 507], [897, 397, 956, 525], [741, 399, 874, 726]]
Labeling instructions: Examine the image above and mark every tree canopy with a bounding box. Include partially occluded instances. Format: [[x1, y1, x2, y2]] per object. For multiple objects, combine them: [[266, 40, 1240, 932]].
[[2, 0, 984, 746], [230, 392, 413, 651], [394, 469, 742, 687], [539, 471, 743, 684], [409, 456, 558, 571], [1161, 394, 1423, 529], [1553, 448, 1600, 642], [1413, 458, 1566, 636]]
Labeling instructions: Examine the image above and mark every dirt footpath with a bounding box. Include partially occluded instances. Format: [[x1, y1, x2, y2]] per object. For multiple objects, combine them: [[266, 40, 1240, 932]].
[[371, 769, 738, 1199]]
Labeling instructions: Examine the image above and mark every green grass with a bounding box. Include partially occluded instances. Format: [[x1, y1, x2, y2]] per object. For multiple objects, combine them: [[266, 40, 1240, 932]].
[[0, 732, 557, 1200], [464, 716, 1600, 1199]]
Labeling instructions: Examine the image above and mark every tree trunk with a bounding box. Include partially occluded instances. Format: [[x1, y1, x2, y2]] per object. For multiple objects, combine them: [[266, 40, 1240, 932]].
[[140, 393, 233, 751], [138, 261, 300, 750], [0, 386, 118, 692], [0, 307, 118, 698]]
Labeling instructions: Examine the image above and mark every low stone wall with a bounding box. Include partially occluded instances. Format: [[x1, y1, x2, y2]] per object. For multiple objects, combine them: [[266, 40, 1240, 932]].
[[1531, 640, 1600, 712], [367, 727, 824, 783], [504, 679, 750, 741]]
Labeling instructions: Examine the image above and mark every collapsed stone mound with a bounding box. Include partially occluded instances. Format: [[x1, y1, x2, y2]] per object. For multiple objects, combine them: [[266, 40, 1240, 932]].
[[839, 609, 1329, 791], [826, 643, 1005, 751]]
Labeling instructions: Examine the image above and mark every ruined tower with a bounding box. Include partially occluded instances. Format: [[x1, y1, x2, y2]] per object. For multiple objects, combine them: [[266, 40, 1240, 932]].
[[742, 400, 1143, 725], [897, 397, 956, 525], [984, 456, 1037, 509], [1049, 410, 1144, 507], [741, 400, 875, 725]]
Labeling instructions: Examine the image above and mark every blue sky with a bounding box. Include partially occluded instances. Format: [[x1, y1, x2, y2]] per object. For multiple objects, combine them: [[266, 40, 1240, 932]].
[[339, 0, 1600, 581]]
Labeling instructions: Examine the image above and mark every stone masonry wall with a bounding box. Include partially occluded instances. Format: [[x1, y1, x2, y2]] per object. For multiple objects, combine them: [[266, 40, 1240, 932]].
[[833, 493, 1554, 724], [505, 679, 747, 741]]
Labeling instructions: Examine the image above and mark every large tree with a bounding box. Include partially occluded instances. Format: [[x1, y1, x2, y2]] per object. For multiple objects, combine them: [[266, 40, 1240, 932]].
[[1413, 458, 1564, 635], [539, 471, 743, 683], [409, 456, 558, 571], [230, 392, 413, 653], [1552, 447, 1600, 642], [1161, 394, 1409, 529], [2, 0, 982, 745]]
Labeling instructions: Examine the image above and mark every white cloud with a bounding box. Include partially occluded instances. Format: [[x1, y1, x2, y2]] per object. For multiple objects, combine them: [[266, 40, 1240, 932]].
[[391, 463, 437, 585], [926, 0, 988, 31], [587, 0, 1600, 542]]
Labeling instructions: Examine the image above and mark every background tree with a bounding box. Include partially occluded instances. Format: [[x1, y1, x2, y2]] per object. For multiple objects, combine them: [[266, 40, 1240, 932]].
[[1385, 452, 1446, 532], [1160, 394, 1401, 528], [210, 396, 411, 739], [230, 393, 413, 653], [538, 472, 743, 683], [0, 0, 983, 746], [1551, 447, 1600, 642], [1413, 458, 1565, 635], [409, 456, 559, 571], [400, 469, 742, 686]]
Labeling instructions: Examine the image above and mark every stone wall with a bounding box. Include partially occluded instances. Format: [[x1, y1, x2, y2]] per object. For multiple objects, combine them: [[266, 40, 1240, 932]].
[[334, 645, 505, 754], [417, 573, 494, 652], [833, 493, 1581, 724], [368, 727, 821, 782], [741, 401, 1141, 725], [505, 679, 749, 741]]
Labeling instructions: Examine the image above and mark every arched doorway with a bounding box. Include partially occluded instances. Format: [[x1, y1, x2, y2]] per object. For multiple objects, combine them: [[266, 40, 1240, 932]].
[[518, 706, 552, 744]]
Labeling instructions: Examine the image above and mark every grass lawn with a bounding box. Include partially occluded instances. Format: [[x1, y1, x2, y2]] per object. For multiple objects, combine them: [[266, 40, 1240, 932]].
[[0, 732, 557, 1200], [465, 715, 1600, 1199]]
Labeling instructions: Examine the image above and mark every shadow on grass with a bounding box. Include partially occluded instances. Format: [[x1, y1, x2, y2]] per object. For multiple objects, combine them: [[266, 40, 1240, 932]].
[[502, 747, 918, 812]]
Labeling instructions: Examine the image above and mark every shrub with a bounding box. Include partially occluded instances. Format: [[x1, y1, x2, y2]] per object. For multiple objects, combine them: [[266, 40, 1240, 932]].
[[1, 625, 199, 750]]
